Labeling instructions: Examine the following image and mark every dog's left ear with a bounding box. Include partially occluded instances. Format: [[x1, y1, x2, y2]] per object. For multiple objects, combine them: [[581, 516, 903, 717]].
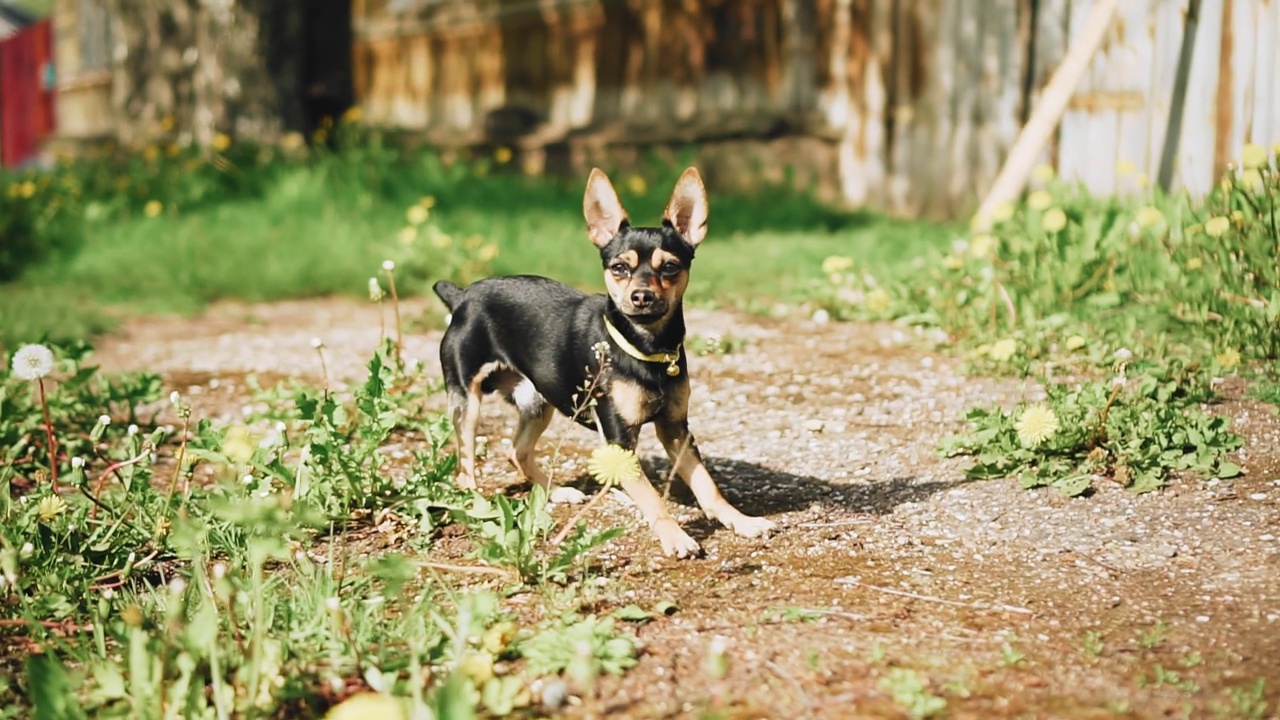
[[663, 167, 709, 247]]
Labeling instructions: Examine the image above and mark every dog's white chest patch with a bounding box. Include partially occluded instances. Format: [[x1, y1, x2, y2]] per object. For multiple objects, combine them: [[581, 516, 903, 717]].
[[511, 378, 546, 415]]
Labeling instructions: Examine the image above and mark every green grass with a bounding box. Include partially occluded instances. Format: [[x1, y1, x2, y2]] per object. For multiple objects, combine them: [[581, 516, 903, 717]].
[[0, 157, 954, 348]]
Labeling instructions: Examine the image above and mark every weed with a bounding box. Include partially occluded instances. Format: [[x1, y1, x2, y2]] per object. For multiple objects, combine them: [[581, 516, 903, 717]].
[[999, 642, 1025, 667], [1212, 679, 1270, 720], [1139, 621, 1170, 650], [878, 667, 946, 719], [1081, 630, 1105, 657], [1141, 664, 1200, 693]]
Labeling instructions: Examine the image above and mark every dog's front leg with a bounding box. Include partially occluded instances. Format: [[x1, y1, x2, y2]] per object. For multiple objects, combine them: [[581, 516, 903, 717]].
[[596, 409, 702, 558], [655, 420, 778, 540]]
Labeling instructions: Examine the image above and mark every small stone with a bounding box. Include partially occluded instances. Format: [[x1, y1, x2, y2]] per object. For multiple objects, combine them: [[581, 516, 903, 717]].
[[802, 419, 825, 433], [811, 309, 831, 324], [1249, 493, 1268, 501], [1195, 615, 1210, 623]]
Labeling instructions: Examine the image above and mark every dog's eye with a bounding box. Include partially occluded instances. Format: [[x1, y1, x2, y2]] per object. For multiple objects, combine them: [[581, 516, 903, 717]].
[[660, 262, 682, 276], [609, 263, 631, 277]]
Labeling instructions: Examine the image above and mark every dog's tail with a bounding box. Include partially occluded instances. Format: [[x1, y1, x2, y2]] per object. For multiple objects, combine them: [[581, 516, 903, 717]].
[[433, 280, 465, 311]]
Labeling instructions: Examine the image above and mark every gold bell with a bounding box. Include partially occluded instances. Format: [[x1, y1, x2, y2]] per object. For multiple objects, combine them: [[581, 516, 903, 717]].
[[666, 361, 680, 377]]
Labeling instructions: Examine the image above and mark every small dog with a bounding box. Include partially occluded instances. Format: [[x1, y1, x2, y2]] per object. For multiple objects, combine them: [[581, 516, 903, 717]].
[[432, 167, 776, 557]]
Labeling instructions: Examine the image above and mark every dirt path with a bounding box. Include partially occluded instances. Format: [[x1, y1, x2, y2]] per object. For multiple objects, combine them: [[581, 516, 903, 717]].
[[94, 298, 1280, 719]]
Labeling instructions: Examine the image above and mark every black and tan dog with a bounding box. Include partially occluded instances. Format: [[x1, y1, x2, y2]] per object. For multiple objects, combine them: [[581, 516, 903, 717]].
[[432, 168, 776, 557]]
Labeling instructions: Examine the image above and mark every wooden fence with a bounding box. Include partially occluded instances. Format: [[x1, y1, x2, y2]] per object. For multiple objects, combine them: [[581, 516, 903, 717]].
[[352, 0, 1280, 218]]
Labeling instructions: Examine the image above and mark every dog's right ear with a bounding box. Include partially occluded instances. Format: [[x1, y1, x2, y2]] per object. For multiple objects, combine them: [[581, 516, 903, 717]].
[[584, 168, 628, 249]]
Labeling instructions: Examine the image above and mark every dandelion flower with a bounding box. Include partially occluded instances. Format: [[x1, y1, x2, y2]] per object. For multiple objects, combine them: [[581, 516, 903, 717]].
[[280, 132, 305, 151], [71, 456, 84, 469], [1065, 335, 1086, 351], [1031, 163, 1056, 184], [587, 444, 642, 485], [989, 338, 1018, 362], [1241, 143, 1268, 170], [382, 259, 396, 272], [1134, 173, 1150, 189], [1041, 207, 1068, 233], [1015, 404, 1060, 447], [1113, 348, 1133, 362], [170, 391, 182, 406], [144, 200, 164, 218], [865, 287, 892, 315], [943, 255, 964, 270], [627, 175, 648, 195], [822, 255, 854, 275], [1204, 216, 1230, 237], [477, 244, 499, 262], [368, 277, 384, 302], [340, 105, 364, 124], [406, 205, 429, 226], [11, 344, 54, 381], [1027, 190, 1053, 210], [38, 495, 67, 523], [310, 337, 324, 349], [991, 202, 1016, 223], [493, 146, 513, 164], [1115, 159, 1137, 177], [1240, 169, 1263, 190], [397, 227, 417, 247], [222, 425, 258, 464], [1135, 206, 1164, 229], [969, 233, 996, 258], [19, 181, 36, 198], [1216, 348, 1241, 370], [211, 133, 232, 152]]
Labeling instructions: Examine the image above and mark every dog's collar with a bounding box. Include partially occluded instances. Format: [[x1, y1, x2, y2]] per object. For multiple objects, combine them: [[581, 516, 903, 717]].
[[602, 314, 682, 376]]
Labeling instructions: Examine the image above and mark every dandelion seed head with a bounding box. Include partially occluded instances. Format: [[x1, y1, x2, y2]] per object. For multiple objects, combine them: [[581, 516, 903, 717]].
[[381, 259, 395, 272], [11, 344, 54, 381], [71, 457, 85, 469], [98, 415, 111, 426], [310, 337, 324, 350]]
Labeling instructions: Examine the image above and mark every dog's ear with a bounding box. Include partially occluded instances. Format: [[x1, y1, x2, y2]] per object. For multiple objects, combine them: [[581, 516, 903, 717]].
[[584, 168, 628, 249], [663, 167, 709, 247]]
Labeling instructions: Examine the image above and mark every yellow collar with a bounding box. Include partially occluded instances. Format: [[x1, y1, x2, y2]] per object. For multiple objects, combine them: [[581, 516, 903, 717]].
[[602, 314, 682, 376]]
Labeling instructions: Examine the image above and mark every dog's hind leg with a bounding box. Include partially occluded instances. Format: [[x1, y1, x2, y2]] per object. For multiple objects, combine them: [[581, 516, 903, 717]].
[[450, 385, 483, 490], [510, 403, 553, 488]]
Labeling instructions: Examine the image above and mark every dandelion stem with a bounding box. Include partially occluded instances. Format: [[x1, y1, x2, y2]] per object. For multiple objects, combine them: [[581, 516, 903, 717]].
[[156, 415, 191, 540], [37, 378, 59, 490], [386, 268, 404, 366], [315, 345, 331, 397]]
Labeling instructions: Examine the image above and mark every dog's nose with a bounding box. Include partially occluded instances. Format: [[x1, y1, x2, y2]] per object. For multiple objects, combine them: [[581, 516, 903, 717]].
[[630, 289, 655, 308]]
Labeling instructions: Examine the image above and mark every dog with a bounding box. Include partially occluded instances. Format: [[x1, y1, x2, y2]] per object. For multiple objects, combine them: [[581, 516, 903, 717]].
[[432, 167, 777, 557]]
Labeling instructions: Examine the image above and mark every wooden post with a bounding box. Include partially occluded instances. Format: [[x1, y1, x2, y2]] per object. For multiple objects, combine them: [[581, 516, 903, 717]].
[[972, 0, 1121, 225], [1157, 0, 1203, 193]]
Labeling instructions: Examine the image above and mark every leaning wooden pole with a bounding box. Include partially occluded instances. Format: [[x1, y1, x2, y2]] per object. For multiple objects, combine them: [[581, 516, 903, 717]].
[[1157, 0, 1204, 192], [973, 0, 1122, 225]]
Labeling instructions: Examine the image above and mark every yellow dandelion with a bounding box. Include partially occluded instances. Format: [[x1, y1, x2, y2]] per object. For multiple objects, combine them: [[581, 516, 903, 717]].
[[1027, 190, 1053, 211], [587, 444, 642, 485], [866, 287, 892, 315], [159, 115, 176, 132], [144, 200, 164, 218], [1231, 210, 1245, 222], [1065, 335, 1086, 351], [943, 255, 965, 270], [38, 495, 68, 523], [493, 146, 513, 164], [143, 145, 160, 162], [280, 132, 305, 152], [166, 142, 181, 157], [990, 202, 1016, 223], [1186, 257, 1203, 270], [1204, 216, 1230, 237], [340, 105, 364, 124], [432, 232, 453, 249], [1041, 207, 1068, 233], [822, 255, 855, 275], [969, 233, 996, 258], [406, 204, 429, 226], [477, 244, 499, 262], [627, 174, 648, 195], [1135, 206, 1164, 229], [975, 343, 992, 357], [1273, 142, 1280, 157], [221, 426, 258, 465], [419, 195, 436, 209], [1115, 159, 1137, 177], [1241, 143, 1268, 170], [322, 692, 407, 720], [1216, 348, 1241, 370], [211, 133, 232, 152], [1031, 163, 1056, 184], [19, 181, 36, 199], [989, 338, 1017, 362], [1134, 173, 1150, 189], [1015, 404, 1060, 447], [398, 227, 417, 246], [1240, 168, 1264, 190]]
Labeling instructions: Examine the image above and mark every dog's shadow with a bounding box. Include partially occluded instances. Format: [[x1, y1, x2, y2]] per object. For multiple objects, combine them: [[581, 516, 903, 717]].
[[543, 454, 963, 544]]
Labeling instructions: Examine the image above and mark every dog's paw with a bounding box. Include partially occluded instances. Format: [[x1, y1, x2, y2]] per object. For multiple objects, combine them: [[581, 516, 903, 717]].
[[549, 486, 588, 505], [653, 518, 702, 559], [722, 513, 778, 539]]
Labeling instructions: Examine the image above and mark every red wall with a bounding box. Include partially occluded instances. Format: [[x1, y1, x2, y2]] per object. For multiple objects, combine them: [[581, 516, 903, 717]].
[[0, 19, 56, 168]]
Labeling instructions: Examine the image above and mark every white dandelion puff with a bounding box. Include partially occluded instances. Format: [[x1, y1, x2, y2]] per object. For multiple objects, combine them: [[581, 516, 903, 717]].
[[11, 344, 54, 381], [381, 259, 396, 272]]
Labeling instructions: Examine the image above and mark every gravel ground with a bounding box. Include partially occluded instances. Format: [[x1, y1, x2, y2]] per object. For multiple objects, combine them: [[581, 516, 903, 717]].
[[94, 297, 1280, 719]]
